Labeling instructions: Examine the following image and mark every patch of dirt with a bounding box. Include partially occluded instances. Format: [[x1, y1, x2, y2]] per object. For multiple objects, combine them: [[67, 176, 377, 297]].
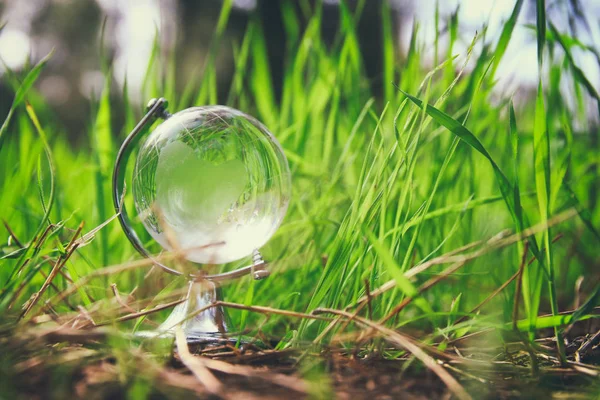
[[2, 327, 599, 399]]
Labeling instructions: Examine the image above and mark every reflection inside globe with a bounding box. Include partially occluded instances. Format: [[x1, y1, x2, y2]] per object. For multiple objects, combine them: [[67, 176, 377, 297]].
[[132, 106, 291, 265]]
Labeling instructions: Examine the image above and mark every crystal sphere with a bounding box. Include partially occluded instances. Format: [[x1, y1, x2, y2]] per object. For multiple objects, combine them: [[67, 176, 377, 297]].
[[132, 106, 291, 265]]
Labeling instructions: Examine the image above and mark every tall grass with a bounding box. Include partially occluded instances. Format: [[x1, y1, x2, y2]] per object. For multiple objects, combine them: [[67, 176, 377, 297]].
[[0, 0, 599, 396]]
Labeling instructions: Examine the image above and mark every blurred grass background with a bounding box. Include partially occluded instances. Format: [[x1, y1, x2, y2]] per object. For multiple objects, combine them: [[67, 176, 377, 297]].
[[0, 0, 600, 397]]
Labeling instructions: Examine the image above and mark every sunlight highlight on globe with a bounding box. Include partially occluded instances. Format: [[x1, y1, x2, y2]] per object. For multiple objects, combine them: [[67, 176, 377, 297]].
[[132, 106, 291, 265]]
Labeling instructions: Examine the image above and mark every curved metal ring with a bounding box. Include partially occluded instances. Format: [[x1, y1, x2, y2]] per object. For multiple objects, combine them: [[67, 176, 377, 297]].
[[111, 98, 268, 282]]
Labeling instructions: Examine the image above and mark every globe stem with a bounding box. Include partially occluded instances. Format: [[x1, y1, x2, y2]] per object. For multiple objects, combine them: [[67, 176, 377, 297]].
[[158, 279, 232, 343]]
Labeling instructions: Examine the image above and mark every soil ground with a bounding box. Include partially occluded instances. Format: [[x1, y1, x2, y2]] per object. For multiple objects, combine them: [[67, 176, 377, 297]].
[[3, 329, 599, 400]]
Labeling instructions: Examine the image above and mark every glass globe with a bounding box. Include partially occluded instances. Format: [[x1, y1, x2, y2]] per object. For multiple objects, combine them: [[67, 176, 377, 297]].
[[132, 106, 291, 265]]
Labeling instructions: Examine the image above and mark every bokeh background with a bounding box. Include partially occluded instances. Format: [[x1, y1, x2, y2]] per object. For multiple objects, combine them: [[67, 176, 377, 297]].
[[1, 0, 599, 141]]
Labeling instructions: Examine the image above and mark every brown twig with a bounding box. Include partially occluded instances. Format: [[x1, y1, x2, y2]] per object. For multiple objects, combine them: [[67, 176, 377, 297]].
[[75, 305, 97, 327], [33, 224, 56, 251], [110, 283, 137, 313], [9, 224, 55, 287], [575, 329, 600, 363], [220, 301, 333, 321], [463, 269, 522, 325], [19, 222, 84, 320], [6, 258, 31, 309], [452, 241, 533, 326], [380, 259, 469, 324], [3, 219, 24, 247], [4, 220, 75, 284], [99, 299, 331, 332], [37, 268, 76, 310]]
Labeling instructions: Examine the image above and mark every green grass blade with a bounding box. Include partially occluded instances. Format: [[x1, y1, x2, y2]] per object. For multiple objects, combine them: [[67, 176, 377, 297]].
[[251, 20, 277, 128], [562, 183, 600, 243], [91, 75, 113, 267], [0, 51, 53, 151], [509, 101, 524, 231], [194, 0, 234, 106], [13, 52, 53, 108], [549, 22, 600, 109], [26, 104, 56, 243], [398, 89, 514, 212], [533, 82, 550, 239], [534, 1, 565, 361], [536, 0, 546, 69], [0, 104, 55, 307], [491, 0, 524, 78], [381, 0, 395, 100], [364, 229, 433, 315]]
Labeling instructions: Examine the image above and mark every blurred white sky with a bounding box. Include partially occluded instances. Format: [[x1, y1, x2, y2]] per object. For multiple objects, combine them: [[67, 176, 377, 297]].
[[0, 0, 599, 106], [394, 0, 600, 97]]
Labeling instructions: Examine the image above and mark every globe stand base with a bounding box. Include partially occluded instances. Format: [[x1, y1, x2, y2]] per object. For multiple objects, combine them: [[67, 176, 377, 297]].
[[138, 279, 229, 342], [136, 279, 267, 349]]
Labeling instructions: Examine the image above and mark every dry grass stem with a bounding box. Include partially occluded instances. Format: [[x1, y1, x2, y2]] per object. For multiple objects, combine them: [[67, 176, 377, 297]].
[[313, 307, 472, 400], [19, 222, 84, 320], [352, 209, 576, 309], [175, 328, 224, 396], [97, 298, 186, 326]]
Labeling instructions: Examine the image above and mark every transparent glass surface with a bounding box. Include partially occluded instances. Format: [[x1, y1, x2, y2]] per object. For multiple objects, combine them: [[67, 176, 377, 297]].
[[132, 106, 291, 265]]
